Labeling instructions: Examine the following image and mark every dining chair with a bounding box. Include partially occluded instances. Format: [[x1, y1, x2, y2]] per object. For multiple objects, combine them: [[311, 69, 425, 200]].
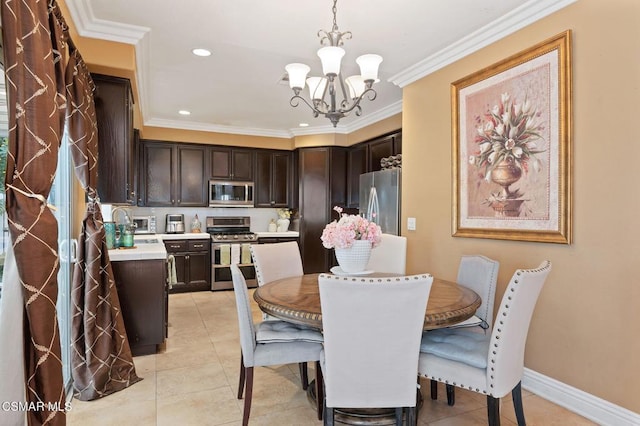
[[251, 241, 303, 286], [426, 255, 500, 405], [230, 264, 324, 425], [365, 233, 407, 274], [318, 273, 434, 426], [418, 261, 551, 426]]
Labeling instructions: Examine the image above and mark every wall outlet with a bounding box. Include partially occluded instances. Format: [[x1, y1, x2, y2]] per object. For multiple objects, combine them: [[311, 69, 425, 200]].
[[407, 217, 416, 231]]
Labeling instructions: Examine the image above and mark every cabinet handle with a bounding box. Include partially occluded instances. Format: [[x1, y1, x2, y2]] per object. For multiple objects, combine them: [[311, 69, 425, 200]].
[[193, 244, 203, 248], [171, 199, 175, 204], [186, 255, 190, 260]]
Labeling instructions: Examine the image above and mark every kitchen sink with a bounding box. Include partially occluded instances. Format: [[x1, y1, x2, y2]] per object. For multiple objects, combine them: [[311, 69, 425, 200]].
[[135, 238, 160, 244]]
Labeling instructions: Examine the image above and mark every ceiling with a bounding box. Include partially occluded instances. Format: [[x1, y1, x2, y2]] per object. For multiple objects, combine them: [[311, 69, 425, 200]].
[[64, 0, 574, 138]]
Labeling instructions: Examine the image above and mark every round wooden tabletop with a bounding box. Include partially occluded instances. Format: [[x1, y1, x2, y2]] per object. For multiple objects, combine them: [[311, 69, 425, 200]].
[[253, 273, 481, 330]]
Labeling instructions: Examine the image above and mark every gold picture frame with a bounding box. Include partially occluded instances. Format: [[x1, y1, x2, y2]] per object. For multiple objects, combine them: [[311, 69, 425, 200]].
[[452, 30, 572, 244]]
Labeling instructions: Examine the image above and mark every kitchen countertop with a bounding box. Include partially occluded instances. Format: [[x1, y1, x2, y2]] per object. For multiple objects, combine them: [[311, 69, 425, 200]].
[[109, 237, 168, 262], [255, 231, 299, 238]]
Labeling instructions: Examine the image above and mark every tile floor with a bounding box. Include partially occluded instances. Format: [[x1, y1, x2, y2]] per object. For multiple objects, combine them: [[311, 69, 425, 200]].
[[68, 290, 596, 425]]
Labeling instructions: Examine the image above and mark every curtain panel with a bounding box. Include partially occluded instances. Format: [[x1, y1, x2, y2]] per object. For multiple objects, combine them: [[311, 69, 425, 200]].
[[65, 47, 140, 401], [0, 0, 67, 424]]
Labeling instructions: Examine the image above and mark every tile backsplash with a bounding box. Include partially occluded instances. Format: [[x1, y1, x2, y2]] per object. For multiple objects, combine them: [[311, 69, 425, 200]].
[[102, 205, 282, 233]]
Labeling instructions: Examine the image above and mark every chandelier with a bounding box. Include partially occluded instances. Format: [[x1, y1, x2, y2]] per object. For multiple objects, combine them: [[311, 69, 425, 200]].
[[285, 0, 382, 127]]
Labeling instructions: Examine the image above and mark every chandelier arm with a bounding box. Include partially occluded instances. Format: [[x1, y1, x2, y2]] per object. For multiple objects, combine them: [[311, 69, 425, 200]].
[[290, 93, 331, 117], [337, 87, 378, 116]]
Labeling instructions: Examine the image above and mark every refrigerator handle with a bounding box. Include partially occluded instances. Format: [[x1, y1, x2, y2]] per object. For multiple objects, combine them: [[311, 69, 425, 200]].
[[367, 187, 380, 223]]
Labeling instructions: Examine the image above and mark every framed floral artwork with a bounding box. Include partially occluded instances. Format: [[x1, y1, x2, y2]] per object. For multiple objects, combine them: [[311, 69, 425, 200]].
[[452, 30, 572, 244]]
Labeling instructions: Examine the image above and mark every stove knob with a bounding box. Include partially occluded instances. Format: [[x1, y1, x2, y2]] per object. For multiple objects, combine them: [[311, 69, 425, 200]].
[[233, 234, 239, 240], [221, 235, 227, 240]]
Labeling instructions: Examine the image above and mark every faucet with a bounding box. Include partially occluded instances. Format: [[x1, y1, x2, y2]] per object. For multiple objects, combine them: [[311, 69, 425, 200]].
[[111, 206, 133, 225]]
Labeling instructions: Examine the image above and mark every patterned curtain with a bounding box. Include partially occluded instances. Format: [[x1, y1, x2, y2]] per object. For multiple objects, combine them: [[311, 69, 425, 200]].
[[65, 43, 140, 400], [0, 0, 67, 424]]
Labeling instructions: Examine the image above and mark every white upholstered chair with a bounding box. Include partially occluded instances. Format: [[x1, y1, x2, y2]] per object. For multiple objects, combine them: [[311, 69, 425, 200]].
[[230, 265, 324, 425], [251, 241, 303, 286], [427, 255, 500, 405], [418, 261, 551, 426], [319, 273, 434, 426], [365, 233, 407, 274]]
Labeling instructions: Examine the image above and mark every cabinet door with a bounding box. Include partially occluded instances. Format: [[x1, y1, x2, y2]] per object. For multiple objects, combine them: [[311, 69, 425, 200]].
[[298, 148, 330, 273], [141, 142, 175, 206], [347, 145, 367, 208], [186, 252, 210, 287], [171, 253, 187, 288], [271, 152, 291, 207], [112, 259, 166, 356], [368, 135, 395, 172], [209, 147, 231, 179], [93, 74, 134, 204], [231, 149, 254, 181], [177, 145, 207, 206], [254, 151, 272, 207]]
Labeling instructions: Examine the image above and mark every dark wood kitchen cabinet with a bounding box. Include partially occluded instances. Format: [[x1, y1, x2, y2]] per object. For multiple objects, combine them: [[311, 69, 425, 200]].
[[297, 147, 347, 273], [255, 150, 293, 207], [92, 73, 136, 204], [344, 130, 402, 209], [112, 259, 167, 356], [138, 140, 207, 207], [209, 147, 254, 181], [164, 239, 211, 293]]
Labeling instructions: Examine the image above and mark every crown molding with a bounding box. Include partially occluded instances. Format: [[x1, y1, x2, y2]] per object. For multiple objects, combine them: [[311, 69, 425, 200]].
[[65, 0, 149, 44], [388, 0, 578, 88], [144, 118, 292, 139]]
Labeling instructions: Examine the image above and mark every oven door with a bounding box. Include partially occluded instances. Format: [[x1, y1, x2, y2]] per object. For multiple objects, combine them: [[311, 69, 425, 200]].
[[211, 241, 257, 290]]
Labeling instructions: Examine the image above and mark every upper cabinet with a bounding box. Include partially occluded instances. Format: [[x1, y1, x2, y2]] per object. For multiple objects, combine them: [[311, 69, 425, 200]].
[[368, 131, 402, 172], [255, 150, 293, 207], [92, 74, 135, 204], [209, 147, 254, 181], [139, 140, 207, 207]]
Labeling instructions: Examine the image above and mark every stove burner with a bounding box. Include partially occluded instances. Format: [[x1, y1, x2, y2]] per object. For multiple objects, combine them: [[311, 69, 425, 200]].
[[206, 216, 256, 242]]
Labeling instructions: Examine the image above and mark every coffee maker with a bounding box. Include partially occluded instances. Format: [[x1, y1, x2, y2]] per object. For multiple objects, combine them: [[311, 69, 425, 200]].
[[165, 214, 185, 234]]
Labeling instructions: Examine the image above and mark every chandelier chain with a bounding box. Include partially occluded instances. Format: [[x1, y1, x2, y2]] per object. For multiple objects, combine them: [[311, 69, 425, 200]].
[[332, 0, 338, 31]]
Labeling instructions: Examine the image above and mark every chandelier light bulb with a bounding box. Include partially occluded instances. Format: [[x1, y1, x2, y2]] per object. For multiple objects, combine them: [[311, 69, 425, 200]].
[[285, 63, 311, 90], [306, 77, 328, 100], [356, 54, 383, 82], [317, 46, 345, 77], [345, 75, 366, 99]]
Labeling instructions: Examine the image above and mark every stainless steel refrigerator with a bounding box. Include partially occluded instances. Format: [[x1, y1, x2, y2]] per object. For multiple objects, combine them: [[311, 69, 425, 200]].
[[359, 169, 401, 235]]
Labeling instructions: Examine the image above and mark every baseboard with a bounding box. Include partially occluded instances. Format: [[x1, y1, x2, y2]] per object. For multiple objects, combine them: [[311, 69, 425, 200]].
[[523, 368, 640, 426]]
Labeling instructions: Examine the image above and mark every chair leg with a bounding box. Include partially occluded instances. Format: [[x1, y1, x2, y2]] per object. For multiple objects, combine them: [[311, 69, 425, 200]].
[[487, 395, 501, 426], [407, 406, 417, 426], [446, 384, 455, 406], [242, 367, 254, 426], [430, 379, 438, 400], [394, 407, 403, 425], [512, 381, 526, 426], [237, 352, 245, 399], [324, 406, 334, 426], [315, 361, 324, 421], [299, 362, 308, 390]]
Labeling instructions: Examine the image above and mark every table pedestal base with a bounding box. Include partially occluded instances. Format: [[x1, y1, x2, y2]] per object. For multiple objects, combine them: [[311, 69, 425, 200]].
[[307, 380, 423, 425]]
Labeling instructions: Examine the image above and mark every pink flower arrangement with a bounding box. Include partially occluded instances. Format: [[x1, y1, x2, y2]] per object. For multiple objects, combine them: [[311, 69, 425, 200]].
[[321, 206, 382, 249]]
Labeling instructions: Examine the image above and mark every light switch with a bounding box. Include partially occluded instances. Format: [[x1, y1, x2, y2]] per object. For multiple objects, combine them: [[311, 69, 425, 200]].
[[407, 217, 416, 231]]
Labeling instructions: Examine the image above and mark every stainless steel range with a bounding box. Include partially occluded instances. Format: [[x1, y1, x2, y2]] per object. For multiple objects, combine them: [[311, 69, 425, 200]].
[[207, 216, 258, 290]]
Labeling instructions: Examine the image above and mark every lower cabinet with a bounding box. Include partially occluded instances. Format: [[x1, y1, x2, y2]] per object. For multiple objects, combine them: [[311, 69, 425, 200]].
[[164, 239, 211, 293], [112, 259, 168, 356]]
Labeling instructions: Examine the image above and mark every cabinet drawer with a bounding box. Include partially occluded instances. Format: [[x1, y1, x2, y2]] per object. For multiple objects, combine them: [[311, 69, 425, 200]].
[[188, 240, 210, 251], [164, 240, 187, 252]]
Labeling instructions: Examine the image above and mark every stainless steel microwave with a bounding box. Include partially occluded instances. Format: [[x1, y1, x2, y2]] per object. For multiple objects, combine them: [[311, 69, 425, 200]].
[[132, 215, 157, 234], [208, 180, 254, 207]]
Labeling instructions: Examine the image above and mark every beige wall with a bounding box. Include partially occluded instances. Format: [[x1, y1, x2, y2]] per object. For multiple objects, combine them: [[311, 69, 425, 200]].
[[402, 0, 640, 413]]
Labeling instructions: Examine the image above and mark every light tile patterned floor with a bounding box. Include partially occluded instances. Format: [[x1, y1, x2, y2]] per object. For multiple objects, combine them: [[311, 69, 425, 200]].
[[67, 291, 596, 425]]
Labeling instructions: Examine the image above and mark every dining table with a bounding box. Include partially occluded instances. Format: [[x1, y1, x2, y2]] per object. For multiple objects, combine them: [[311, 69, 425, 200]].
[[253, 272, 482, 426], [253, 272, 481, 331]]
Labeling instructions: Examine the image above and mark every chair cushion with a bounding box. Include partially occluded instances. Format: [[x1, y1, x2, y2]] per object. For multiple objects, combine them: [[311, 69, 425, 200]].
[[420, 329, 490, 369], [256, 320, 324, 344]]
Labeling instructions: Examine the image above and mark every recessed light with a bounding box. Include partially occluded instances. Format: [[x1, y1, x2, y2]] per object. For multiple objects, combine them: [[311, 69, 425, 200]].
[[299, 123, 309, 127], [192, 48, 211, 57], [178, 110, 191, 116]]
